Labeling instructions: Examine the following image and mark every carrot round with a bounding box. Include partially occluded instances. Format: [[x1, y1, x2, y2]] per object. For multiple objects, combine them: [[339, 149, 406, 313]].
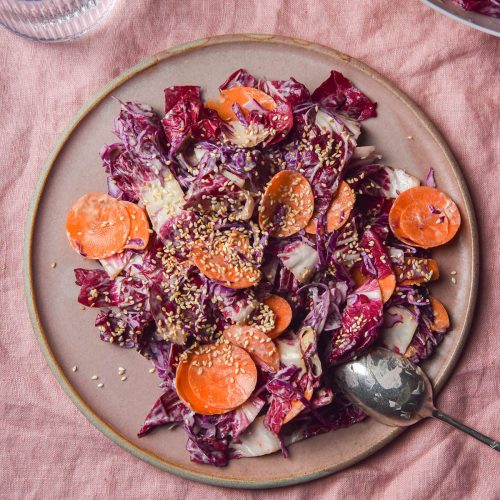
[[175, 343, 257, 415], [262, 295, 293, 339], [223, 325, 280, 372], [259, 170, 314, 237], [429, 297, 450, 332], [389, 186, 461, 248], [213, 277, 261, 289], [305, 181, 355, 234], [395, 258, 440, 285], [350, 263, 395, 304], [66, 192, 130, 259], [350, 262, 367, 288], [378, 273, 396, 303], [191, 230, 261, 288], [121, 202, 150, 250], [283, 388, 313, 424], [205, 86, 276, 122]]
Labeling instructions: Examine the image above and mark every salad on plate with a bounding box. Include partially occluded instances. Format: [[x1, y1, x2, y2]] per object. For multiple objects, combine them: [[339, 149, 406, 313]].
[[449, 0, 500, 18], [66, 68, 461, 466]]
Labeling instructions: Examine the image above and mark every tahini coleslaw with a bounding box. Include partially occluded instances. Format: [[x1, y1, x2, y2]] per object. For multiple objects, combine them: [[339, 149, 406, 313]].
[[66, 68, 461, 466]]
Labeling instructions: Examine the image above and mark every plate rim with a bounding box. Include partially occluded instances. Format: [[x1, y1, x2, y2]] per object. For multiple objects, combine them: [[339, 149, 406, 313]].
[[419, 0, 500, 37], [23, 33, 479, 489]]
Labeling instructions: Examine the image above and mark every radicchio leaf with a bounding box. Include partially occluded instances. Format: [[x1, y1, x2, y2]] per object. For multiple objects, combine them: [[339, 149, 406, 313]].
[[311, 70, 377, 121], [162, 86, 222, 154], [328, 279, 383, 365]]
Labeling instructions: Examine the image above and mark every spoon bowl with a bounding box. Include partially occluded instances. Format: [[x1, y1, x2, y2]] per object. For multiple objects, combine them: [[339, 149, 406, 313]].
[[334, 347, 500, 451], [334, 347, 434, 426]]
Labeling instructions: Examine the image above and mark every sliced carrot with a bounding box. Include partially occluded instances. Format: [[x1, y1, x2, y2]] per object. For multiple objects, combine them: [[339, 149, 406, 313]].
[[66, 192, 130, 259], [350, 262, 394, 303], [121, 202, 150, 250], [214, 277, 261, 289], [191, 230, 261, 288], [223, 325, 280, 372], [350, 262, 367, 288], [378, 273, 396, 303], [205, 87, 276, 122], [389, 186, 461, 248], [399, 206, 449, 246], [283, 388, 313, 424], [175, 343, 257, 415], [259, 170, 314, 237], [429, 297, 450, 332], [263, 295, 293, 339], [404, 345, 417, 359], [395, 258, 440, 285], [305, 181, 356, 234]]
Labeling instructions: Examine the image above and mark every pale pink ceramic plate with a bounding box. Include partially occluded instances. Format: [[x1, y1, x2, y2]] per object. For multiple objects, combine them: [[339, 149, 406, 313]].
[[420, 0, 500, 37], [24, 35, 478, 489]]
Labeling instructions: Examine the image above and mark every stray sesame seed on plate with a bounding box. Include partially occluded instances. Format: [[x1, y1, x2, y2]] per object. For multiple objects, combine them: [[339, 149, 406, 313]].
[[149, 367, 156, 373], [72, 366, 78, 372], [97, 383, 104, 388], [450, 270, 457, 275], [120, 376, 127, 381], [451, 277, 457, 284], [118, 367, 126, 375], [50, 262, 57, 268], [91, 375, 98, 380]]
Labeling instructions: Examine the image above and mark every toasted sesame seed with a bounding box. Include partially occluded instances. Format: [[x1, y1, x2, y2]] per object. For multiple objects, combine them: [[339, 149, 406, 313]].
[[149, 367, 156, 374], [451, 277, 457, 284], [72, 366, 78, 372], [91, 375, 98, 380], [50, 262, 57, 268], [97, 383, 104, 388], [118, 367, 126, 375], [120, 376, 127, 381], [407, 135, 413, 140], [450, 270, 457, 275]]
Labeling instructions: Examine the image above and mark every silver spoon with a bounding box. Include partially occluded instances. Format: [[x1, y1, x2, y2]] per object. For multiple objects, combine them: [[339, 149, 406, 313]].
[[334, 347, 500, 451]]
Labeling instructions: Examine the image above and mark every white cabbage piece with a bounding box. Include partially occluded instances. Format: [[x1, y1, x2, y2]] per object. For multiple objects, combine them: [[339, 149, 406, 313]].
[[231, 416, 308, 458], [379, 306, 418, 354], [382, 167, 420, 198], [278, 241, 319, 283], [141, 173, 184, 232]]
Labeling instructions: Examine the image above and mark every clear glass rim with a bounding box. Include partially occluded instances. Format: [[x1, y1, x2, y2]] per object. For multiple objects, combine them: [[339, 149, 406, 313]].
[[0, 0, 115, 43]]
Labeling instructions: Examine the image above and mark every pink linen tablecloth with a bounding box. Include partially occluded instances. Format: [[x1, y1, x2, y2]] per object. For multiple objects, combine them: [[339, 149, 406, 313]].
[[1, 0, 499, 498]]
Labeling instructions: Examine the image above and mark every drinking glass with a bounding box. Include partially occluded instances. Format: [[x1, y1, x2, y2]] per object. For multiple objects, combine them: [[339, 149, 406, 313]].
[[0, 0, 115, 41]]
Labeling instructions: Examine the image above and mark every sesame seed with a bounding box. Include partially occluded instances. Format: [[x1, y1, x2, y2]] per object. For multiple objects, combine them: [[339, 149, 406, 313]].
[[120, 376, 127, 381], [407, 135, 413, 140], [451, 277, 457, 284], [97, 383, 104, 388], [50, 262, 57, 268], [72, 366, 77, 372], [450, 270, 457, 275], [118, 367, 126, 375], [149, 367, 156, 374], [91, 375, 98, 380]]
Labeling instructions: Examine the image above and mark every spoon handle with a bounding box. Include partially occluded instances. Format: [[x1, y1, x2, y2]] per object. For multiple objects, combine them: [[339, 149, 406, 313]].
[[432, 409, 500, 452]]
